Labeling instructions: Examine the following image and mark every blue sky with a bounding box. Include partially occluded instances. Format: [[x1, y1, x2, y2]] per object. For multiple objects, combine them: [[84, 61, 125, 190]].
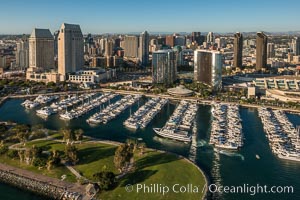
[[1, 0, 299, 34]]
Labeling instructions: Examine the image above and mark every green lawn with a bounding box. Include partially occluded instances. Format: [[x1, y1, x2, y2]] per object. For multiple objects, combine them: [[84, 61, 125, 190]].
[[1, 140, 206, 200], [100, 150, 206, 200]]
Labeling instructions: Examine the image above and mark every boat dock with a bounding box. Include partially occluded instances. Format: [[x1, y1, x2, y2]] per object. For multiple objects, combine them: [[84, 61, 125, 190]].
[[21, 95, 59, 109], [153, 100, 198, 143], [60, 93, 118, 120], [209, 103, 243, 150], [123, 97, 169, 130], [258, 108, 300, 162], [87, 95, 141, 124]]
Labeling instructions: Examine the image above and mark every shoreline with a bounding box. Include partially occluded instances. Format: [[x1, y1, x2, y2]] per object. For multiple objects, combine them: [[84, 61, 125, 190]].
[[2, 88, 300, 113], [81, 137, 209, 200], [0, 163, 88, 200], [0, 136, 209, 200]]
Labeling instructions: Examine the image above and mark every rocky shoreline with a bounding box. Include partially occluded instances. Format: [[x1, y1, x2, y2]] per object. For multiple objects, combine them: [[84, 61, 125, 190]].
[[0, 163, 87, 200]]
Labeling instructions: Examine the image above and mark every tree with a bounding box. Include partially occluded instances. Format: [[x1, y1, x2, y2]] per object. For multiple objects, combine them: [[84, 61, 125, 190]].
[[47, 150, 61, 170], [74, 129, 84, 142], [114, 144, 134, 173], [62, 128, 74, 144], [138, 142, 146, 155], [0, 141, 8, 155], [64, 144, 79, 165], [93, 171, 116, 191], [126, 138, 137, 152]]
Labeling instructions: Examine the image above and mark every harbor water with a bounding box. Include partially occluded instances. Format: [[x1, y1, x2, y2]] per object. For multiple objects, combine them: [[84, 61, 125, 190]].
[[0, 98, 299, 200]]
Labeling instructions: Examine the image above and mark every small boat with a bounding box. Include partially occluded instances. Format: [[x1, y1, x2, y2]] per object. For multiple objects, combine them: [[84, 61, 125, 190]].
[[256, 154, 260, 159]]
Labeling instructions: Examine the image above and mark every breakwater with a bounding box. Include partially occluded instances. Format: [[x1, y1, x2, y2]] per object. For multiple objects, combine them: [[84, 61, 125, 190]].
[[0, 163, 86, 200]]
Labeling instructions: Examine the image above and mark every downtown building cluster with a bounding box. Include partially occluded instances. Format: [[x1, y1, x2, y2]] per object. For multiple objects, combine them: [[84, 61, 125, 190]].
[[2, 27, 300, 93]]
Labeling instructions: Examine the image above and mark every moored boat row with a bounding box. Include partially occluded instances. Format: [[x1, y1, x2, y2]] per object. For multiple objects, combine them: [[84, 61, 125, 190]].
[[86, 95, 141, 124], [59, 93, 118, 120], [50, 93, 96, 111], [123, 97, 169, 130], [209, 103, 243, 150], [21, 95, 59, 109], [153, 100, 198, 143], [258, 108, 300, 162]]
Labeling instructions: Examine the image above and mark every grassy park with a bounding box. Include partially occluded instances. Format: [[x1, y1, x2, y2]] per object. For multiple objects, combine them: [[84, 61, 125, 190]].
[[0, 138, 206, 200]]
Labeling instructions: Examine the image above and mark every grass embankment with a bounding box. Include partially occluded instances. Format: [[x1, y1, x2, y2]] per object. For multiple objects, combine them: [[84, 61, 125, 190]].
[[0, 140, 206, 200]]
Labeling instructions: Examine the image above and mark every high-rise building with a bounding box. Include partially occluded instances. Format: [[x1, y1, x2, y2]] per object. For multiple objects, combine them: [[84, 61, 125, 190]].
[[58, 23, 84, 77], [191, 32, 205, 45], [114, 38, 121, 48], [291, 37, 300, 55], [28, 28, 54, 70], [267, 43, 275, 58], [256, 32, 268, 70], [138, 31, 149, 66], [166, 35, 175, 47], [233, 32, 243, 68], [105, 39, 114, 57], [99, 38, 106, 55], [194, 50, 223, 91], [175, 35, 186, 46], [152, 49, 177, 85], [53, 30, 59, 57], [206, 32, 214, 43], [16, 35, 29, 70], [215, 37, 226, 48], [157, 37, 166, 45], [124, 36, 139, 58]]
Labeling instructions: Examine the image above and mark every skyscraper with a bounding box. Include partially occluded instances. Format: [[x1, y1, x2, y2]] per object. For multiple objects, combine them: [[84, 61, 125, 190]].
[[175, 35, 186, 46], [194, 50, 223, 91], [206, 32, 214, 43], [53, 30, 59, 57], [99, 38, 106, 55], [16, 35, 29, 70], [192, 32, 205, 45], [256, 32, 268, 70], [105, 39, 114, 57], [58, 23, 84, 77], [138, 31, 149, 66], [291, 37, 300, 55], [267, 43, 275, 58], [28, 28, 54, 70], [152, 49, 177, 85], [166, 35, 175, 47], [215, 37, 226, 48], [124, 36, 139, 58], [233, 32, 243, 69]]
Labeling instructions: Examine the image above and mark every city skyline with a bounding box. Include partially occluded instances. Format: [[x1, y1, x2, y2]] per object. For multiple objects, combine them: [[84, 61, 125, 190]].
[[1, 0, 300, 34]]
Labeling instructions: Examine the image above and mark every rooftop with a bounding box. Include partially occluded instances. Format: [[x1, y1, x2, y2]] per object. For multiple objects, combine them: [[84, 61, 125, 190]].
[[167, 85, 194, 97], [30, 28, 53, 39]]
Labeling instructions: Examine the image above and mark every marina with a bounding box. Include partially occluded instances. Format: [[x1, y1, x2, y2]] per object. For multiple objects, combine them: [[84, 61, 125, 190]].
[[258, 108, 300, 162], [153, 100, 198, 143], [21, 95, 59, 109], [123, 97, 168, 130], [209, 103, 243, 150], [1, 97, 300, 200], [87, 95, 142, 124], [49, 93, 97, 111], [59, 93, 118, 120]]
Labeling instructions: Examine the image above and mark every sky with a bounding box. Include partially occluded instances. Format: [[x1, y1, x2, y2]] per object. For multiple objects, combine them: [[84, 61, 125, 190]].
[[0, 0, 299, 34]]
